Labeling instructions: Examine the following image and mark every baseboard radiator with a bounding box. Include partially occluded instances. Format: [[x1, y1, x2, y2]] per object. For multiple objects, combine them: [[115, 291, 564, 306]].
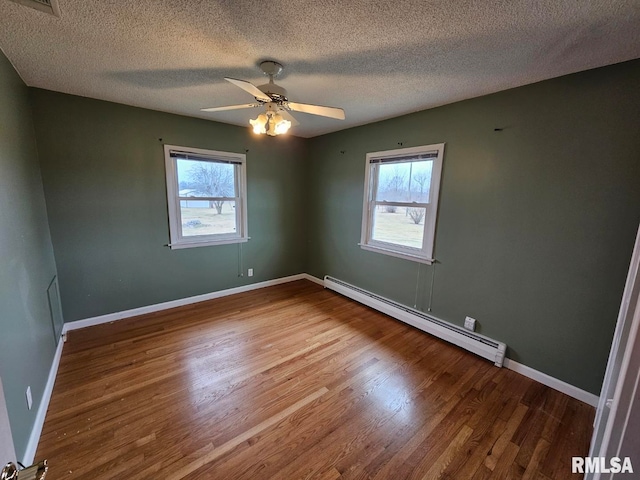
[[324, 276, 507, 367]]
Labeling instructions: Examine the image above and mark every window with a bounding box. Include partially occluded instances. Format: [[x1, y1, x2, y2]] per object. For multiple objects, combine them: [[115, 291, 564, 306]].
[[360, 143, 445, 264], [164, 145, 248, 249]]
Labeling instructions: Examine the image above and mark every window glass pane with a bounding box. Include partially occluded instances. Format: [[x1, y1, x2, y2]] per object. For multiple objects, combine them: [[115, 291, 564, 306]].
[[374, 160, 433, 203], [177, 159, 236, 198], [371, 206, 425, 249], [180, 200, 237, 237]]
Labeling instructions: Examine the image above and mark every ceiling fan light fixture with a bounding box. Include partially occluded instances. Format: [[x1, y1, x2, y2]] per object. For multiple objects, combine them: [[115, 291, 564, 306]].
[[249, 113, 268, 134], [250, 111, 291, 136], [274, 117, 292, 135]]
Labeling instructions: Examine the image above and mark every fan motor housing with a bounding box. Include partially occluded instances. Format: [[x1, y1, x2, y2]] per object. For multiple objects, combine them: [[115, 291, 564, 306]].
[[258, 83, 287, 102]]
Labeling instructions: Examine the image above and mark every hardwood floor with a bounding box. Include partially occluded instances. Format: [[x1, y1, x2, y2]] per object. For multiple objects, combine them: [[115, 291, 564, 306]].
[[36, 280, 594, 479]]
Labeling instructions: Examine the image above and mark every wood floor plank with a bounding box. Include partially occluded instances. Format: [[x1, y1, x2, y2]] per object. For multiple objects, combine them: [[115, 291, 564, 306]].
[[421, 424, 474, 479], [168, 387, 329, 479], [521, 439, 551, 480], [35, 280, 594, 479], [434, 386, 523, 479], [487, 441, 520, 479]]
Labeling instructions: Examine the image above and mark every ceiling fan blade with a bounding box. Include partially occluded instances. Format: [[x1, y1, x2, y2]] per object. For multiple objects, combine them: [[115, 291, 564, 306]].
[[201, 103, 260, 112], [287, 102, 345, 120], [278, 109, 299, 127], [225, 77, 272, 102]]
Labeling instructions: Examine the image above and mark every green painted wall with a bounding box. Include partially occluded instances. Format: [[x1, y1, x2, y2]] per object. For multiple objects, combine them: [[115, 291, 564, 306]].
[[30, 90, 308, 322], [22, 59, 640, 398], [0, 52, 58, 459], [306, 60, 640, 395]]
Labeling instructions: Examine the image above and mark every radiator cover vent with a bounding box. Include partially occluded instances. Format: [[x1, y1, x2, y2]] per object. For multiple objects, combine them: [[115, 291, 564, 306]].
[[9, 0, 60, 16]]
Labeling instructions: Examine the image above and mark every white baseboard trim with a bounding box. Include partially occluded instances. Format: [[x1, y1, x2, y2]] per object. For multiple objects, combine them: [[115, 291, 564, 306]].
[[301, 273, 325, 287], [22, 336, 64, 465], [62, 273, 313, 333], [503, 358, 599, 407]]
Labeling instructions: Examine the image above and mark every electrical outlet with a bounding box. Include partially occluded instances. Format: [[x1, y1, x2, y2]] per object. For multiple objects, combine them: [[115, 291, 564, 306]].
[[464, 316, 476, 332], [26, 386, 33, 410], [248, 268, 254, 277]]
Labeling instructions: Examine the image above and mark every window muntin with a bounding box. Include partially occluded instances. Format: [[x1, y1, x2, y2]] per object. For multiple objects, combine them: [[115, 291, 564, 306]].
[[360, 144, 444, 264], [165, 145, 248, 249]]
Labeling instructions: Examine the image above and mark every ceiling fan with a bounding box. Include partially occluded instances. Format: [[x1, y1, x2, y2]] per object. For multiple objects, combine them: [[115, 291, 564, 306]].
[[201, 61, 345, 136]]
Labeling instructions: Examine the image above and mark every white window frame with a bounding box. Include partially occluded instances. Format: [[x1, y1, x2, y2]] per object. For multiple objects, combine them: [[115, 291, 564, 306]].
[[359, 143, 445, 264], [164, 144, 248, 249]]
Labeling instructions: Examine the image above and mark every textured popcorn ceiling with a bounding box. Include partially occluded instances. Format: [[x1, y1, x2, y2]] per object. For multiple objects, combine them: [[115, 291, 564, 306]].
[[1, 0, 639, 137]]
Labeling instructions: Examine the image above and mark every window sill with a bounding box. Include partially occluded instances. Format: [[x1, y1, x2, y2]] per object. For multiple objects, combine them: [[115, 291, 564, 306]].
[[168, 237, 249, 250], [359, 243, 434, 265]]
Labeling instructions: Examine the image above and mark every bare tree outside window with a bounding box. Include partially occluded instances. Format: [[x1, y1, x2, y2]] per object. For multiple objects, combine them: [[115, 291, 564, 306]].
[[379, 165, 408, 212], [408, 208, 425, 225], [412, 171, 430, 203], [384, 165, 407, 201], [188, 163, 234, 214]]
